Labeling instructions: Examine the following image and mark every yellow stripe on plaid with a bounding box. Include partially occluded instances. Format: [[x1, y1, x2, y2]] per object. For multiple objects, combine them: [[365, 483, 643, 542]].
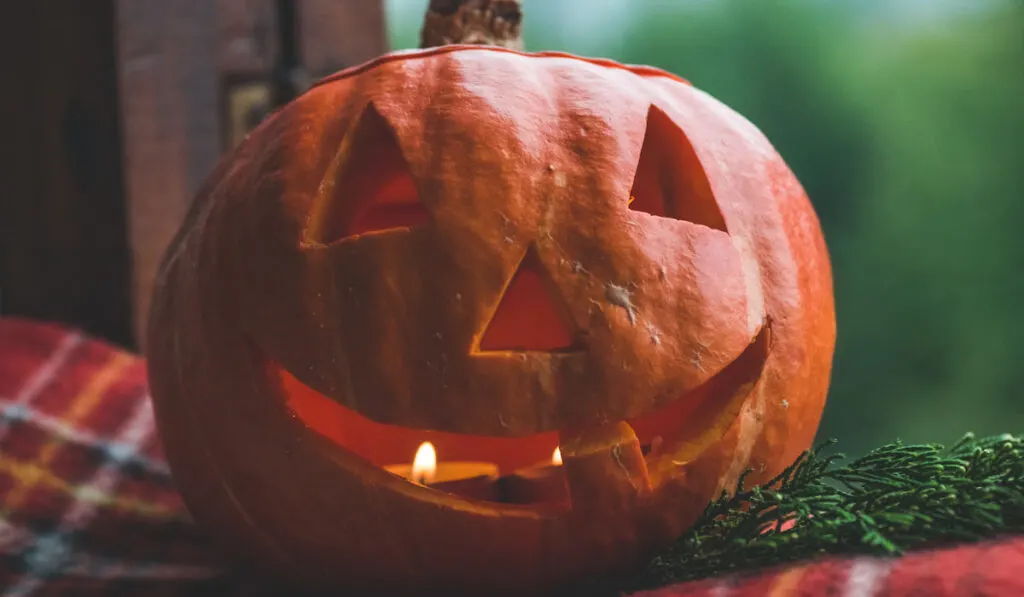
[[768, 564, 808, 597], [0, 457, 184, 519], [2, 353, 134, 512]]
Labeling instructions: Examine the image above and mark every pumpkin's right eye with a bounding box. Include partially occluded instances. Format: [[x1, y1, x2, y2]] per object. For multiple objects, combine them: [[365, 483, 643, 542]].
[[628, 105, 728, 233]]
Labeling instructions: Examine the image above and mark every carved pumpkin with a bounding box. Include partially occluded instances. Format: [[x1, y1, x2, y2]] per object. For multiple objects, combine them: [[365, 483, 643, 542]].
[[146, 46, 835, 594]]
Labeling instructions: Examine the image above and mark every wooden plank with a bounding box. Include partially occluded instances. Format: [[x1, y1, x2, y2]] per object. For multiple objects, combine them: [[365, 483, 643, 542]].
[[116, 0, 382, 345], [218, 0, 279, 73], [116, 0, 278, 347], [295, 0, 388, 81], [0, 1, 134, 346]]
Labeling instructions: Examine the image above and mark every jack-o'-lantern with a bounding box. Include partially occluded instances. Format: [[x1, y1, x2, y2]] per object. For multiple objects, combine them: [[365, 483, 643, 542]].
[[146, 45, 835, 595]]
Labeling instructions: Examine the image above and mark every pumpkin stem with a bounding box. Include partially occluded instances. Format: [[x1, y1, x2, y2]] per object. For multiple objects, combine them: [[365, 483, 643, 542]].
[[420, 0, 524, 50]]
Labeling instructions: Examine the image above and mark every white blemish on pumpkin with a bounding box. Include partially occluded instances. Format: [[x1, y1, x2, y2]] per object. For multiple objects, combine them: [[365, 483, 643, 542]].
[[658, 265, 668, 281], [781, 399, 789, 410], [691, 342, 706, 372], [572, 261, 586, 274], [546, 164, 555, 172], [605, 283, 637, 325], [646, 323, 661, 345], [504, 235, 515, 244]]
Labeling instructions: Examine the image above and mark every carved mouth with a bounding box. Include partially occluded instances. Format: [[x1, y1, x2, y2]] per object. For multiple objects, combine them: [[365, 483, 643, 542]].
[[272, 322, 769, 508]]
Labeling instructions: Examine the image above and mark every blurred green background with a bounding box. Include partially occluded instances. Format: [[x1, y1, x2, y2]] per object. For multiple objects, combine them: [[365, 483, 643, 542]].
[[387, 0, 1023, 456]]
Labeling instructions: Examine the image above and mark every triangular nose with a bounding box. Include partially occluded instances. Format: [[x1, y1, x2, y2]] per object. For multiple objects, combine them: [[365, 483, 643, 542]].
[[478, 249, 576, 352]]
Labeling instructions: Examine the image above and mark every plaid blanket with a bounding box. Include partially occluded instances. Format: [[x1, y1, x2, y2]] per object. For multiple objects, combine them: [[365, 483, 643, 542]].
[[1, 316, 1022, 596]]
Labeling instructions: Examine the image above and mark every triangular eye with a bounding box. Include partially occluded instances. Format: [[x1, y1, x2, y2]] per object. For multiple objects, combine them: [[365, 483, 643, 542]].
[[628, 105, 727, 232], [476, 247, 577, 353], [309, 103, 430, 244]]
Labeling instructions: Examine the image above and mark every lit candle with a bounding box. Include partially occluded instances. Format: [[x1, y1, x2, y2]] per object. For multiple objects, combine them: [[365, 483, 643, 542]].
[[498, 447, 569, 506], [384, 442, 501, 501]]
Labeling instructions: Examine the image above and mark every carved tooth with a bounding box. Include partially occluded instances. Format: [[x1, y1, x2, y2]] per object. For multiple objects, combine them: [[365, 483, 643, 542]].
[[558, 422, 651, 514]]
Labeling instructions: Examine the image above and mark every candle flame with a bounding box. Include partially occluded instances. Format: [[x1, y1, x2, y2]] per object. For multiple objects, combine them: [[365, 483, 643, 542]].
[[552, 447, 562, 466], [411, 441, 437, 484]]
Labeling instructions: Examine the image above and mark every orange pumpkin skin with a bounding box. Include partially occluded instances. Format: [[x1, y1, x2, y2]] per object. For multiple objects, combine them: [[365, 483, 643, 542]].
[[146, 46, 835, 595]]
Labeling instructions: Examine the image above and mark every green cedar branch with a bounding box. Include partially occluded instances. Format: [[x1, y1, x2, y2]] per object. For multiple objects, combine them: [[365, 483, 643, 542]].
[[617, 432, 1023, 592]]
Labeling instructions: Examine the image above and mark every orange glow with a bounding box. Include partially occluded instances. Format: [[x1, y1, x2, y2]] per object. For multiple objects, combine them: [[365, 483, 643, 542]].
[[411, 441, 437, 484], [552, 447, 562, 466]]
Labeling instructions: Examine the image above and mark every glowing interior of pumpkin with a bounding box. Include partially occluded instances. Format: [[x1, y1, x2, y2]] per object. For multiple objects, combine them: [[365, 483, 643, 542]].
[[279, 323, 766, 490]]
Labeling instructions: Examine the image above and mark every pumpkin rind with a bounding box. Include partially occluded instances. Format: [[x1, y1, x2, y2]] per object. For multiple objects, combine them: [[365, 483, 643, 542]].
[[146, 45, 835, 594]]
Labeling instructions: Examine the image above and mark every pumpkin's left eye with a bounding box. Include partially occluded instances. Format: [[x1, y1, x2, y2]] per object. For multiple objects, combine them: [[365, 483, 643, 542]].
[[628, 105, 727, 233], [310, 104, 431, 244]]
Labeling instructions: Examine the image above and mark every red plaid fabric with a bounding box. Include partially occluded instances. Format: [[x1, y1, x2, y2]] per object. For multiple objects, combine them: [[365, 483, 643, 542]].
[[1, 316, 1022, 596], [0, 318, 264, 596]]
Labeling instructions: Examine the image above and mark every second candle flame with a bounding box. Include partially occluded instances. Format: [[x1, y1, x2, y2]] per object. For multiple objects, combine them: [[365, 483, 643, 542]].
[[552, 447, 562, 466]]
